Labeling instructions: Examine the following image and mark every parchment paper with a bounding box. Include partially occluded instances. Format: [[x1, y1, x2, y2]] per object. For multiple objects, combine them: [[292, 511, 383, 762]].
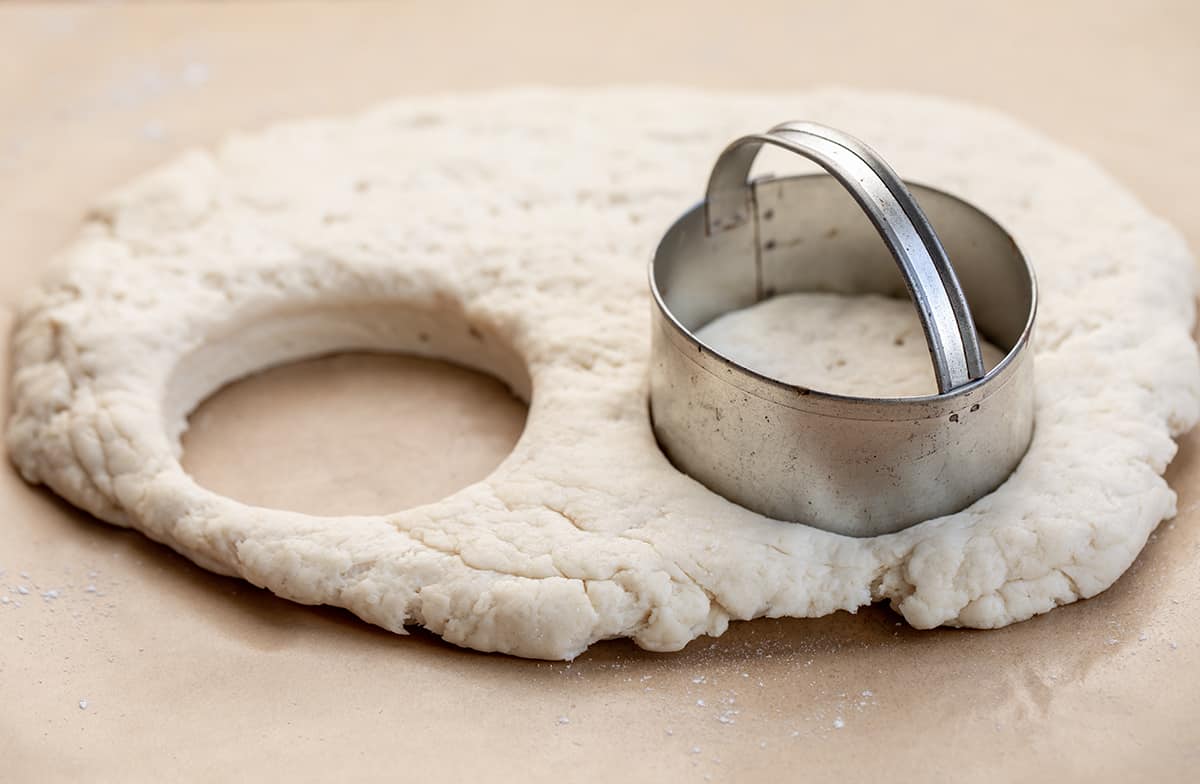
[[2, 2, 1197, 781]]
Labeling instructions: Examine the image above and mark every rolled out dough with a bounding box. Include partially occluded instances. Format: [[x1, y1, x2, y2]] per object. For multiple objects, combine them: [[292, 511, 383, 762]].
[[7, 89, 1198, 659]]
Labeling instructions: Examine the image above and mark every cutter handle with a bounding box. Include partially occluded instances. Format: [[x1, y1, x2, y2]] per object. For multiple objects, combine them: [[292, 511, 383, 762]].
[[704, 122, 985, 393]]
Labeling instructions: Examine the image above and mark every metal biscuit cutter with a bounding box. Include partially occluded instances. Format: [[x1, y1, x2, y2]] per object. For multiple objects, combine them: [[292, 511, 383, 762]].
[[648, 122, 1037, 537]]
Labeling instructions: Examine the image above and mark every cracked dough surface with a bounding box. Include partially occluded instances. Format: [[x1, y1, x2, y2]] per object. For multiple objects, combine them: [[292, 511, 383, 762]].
[[7, 88, 1199, 660]]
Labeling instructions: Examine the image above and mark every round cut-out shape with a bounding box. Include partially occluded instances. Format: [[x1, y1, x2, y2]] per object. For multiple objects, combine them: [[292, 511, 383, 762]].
[[181, 352, 528, 517], [7, 89, 1199, 659]]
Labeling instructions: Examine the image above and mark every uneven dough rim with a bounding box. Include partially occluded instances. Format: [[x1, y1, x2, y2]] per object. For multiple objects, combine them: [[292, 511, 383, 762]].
[[6, 87, 1199, 659]]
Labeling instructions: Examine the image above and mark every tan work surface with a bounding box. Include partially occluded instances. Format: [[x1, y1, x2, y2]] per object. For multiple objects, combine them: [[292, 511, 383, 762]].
[[2, 2, 1198, 781]]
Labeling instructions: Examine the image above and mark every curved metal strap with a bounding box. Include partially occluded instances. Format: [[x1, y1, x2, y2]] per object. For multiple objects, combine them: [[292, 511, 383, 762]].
[[704, 123, 985, 393]]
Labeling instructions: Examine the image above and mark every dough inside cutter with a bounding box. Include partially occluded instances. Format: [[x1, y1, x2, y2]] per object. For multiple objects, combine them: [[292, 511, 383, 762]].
[[696, 291, 1006, 398]]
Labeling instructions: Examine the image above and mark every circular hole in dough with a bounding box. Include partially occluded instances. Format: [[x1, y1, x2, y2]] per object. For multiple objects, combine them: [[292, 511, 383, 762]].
[[181, 352, 527, 517], [161, 300, 532, 517]]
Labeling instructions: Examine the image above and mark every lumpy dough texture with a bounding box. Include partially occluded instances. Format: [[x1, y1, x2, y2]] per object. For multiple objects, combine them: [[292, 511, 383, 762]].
[[7, 89, 1199, 659]]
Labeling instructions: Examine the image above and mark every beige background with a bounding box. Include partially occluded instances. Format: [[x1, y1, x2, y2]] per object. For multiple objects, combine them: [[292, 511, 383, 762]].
[[2, 2, 1199, 781]]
